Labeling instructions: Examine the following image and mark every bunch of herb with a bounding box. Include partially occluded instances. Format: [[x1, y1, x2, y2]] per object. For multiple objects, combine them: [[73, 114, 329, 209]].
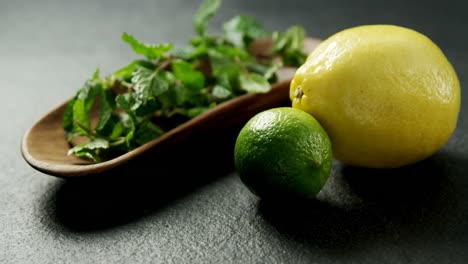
[[63, 0, 308, 162]]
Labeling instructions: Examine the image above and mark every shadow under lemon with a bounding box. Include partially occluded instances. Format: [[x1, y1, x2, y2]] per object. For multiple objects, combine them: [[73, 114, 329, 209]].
[[257, 152, 458, 249]]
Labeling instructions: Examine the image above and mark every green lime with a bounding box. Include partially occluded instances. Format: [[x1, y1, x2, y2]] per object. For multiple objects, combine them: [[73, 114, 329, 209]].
[[234, 107, 333, 199]]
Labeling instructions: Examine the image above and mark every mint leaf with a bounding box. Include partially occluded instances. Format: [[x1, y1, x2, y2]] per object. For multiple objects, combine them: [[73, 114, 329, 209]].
[[113, 60, 155, 81], [216, 72, 231, 89], [151, 73, 170, 96], [108, 120, 124, 140], [122, 33, 173, 60], [273, 25, 307, 66], [158, 72, 186, 108], [63, 73, 102, 141], [132, 66, 169, 97], [67, 138, 109, 162], [208, 48, 243, 81], [187, 103, 216, 118], [211, 63, 242, 91], [208, 47, 232, 70], [132, 66, 155, 92], [92, 68, 100, 81], [273, 32, 288, 53], [77, 81, 101, 110], [116, 93, 136, 132], [239, 72, 271, 93], [283, 49, 307, 66], [116, 94, 136, 147], [96, 89, 115, 133], [134, 121, 164, 145], [68, 138, 109, 154], [194, 0, 221, 36], [212, 85, 232, 99], [74, 151, 101, 162], [72, 81, 101, 136], [116, 94, 135, 119], [263, 62, 283, 80], [171, 46, 195, 60], [286, 25, 305, 51], [171, 60, 205, 90], [119, 112, 134, 133], [215, 45, 249, 61], [223, 15, 269, 48], [72, 100, 88, 135], [131, 66, 169, 116], [246, 62, 281, 81], [63, 97, 77, 141], [134, 98, 158, 117]]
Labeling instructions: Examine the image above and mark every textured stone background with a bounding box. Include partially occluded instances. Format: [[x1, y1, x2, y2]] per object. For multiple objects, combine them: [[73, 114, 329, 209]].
[[1, 0, 468, 263]]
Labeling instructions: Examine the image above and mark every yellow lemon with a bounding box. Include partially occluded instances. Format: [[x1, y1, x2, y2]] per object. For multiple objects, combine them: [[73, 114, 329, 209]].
[[290, 25, 460, 168]]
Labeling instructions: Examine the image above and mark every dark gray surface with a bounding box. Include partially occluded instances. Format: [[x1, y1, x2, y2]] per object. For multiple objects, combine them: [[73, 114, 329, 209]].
[[2, 0, 468, 263]]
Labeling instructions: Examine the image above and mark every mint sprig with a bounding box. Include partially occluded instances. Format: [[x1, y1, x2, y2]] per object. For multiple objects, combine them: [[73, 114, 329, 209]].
[[63, 0, 308, 162]]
